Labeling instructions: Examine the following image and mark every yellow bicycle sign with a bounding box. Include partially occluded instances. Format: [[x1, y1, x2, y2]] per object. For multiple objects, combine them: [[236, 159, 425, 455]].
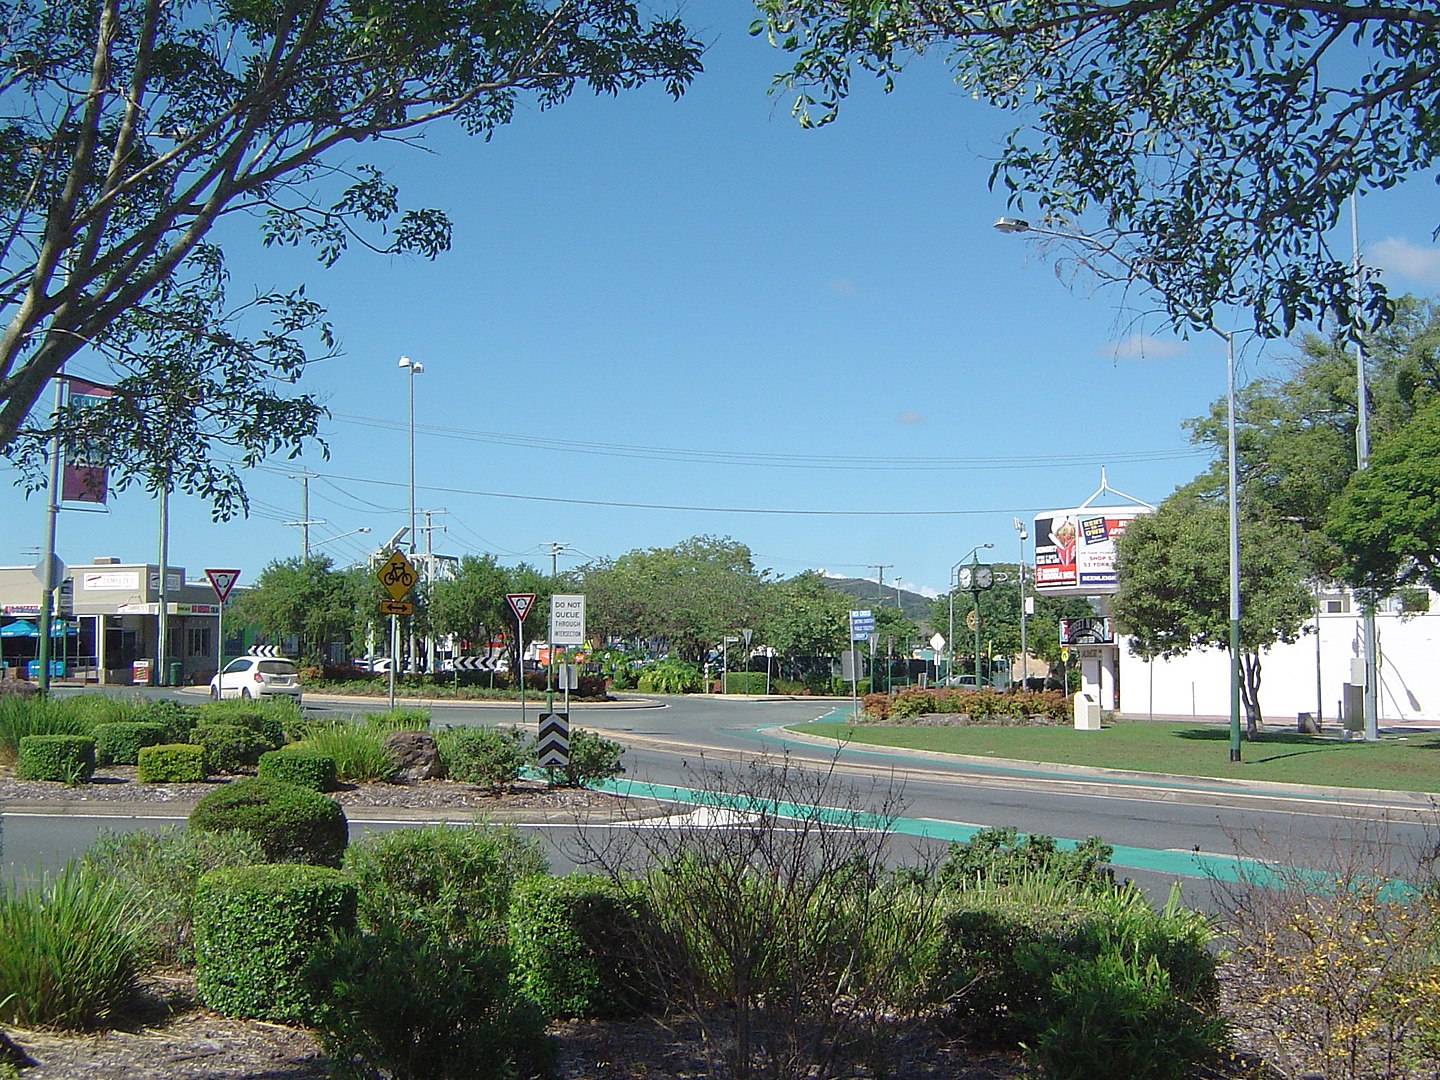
[[377, 550, 418, 601]]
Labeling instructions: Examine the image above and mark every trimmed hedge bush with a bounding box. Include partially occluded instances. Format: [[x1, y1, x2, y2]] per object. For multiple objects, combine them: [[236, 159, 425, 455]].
[[344, 824, 547, 944], [16, 734, 96, 783], [128, 699, 199, 743], [257, 747, 338, 792], [193, 863, 356, 1023], [434, 725, 530, 790], [196, 700, 291, 747], [542, 728, 624, 788], [509, 874, 660, 1020], [307, 930, 551, 1080], [94, 721, 168, 766], [191, 722, 269, 774], [136, 743, 207, 782], [189, 777, 348, 867]]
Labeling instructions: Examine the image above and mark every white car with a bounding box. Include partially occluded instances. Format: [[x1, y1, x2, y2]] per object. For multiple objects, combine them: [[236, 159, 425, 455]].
[[210, 656, 303, 702]]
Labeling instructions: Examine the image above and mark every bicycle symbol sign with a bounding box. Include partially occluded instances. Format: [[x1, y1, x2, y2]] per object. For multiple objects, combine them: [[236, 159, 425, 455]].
[[377, 550, 417, 601]]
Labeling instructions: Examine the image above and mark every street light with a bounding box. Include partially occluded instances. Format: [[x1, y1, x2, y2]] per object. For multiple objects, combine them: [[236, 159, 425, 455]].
[[398, 355, 423, 677], [995, 216, 1243, 761], [1014, 517, 1029, 690], [949, 543, 993, 684], [312, 527, 372, 551]]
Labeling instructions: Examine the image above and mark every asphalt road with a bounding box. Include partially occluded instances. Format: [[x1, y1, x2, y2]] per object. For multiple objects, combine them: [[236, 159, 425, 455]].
[[5, 688, 1432, 906]]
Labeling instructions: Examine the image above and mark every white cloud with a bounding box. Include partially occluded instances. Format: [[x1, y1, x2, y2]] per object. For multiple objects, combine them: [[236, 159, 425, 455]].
[[1368, 237, 1440, 289], [1103, 334, 1188, 362], [897, 410, 926, 425]]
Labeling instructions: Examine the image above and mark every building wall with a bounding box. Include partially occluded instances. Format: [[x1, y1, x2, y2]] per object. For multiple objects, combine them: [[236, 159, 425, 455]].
[[1118, 606, 1440, 724]]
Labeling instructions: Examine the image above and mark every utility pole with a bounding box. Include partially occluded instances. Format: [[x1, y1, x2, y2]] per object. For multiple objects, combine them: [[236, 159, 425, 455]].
[[419, 509, 448, 672], [867, 564, 892, 606], [284, 470, 325, 559]]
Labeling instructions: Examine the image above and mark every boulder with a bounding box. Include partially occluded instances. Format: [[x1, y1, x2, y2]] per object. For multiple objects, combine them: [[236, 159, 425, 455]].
[[382, 729, 443, 784]]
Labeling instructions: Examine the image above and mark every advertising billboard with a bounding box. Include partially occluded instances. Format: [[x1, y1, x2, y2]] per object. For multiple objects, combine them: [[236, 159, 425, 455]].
[[1033, 506, 1148, 595]]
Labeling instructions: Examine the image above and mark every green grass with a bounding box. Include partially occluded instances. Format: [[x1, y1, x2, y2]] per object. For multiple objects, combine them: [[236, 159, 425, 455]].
[[796, 720, 1440, 793]]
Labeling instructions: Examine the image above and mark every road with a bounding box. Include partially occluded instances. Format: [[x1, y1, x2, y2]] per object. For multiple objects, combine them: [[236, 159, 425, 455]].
[[4, 689, 1432, 904]]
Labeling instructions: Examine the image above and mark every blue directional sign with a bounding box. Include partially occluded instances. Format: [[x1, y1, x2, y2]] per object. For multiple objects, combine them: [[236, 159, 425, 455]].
[[849, 609, 875, 641]]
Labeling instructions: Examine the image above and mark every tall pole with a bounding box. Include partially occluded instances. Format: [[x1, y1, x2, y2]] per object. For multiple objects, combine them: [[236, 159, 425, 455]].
[[1015, 518, 1029, 690], [1352, 196, 1379, 741], [36, 377, 64, 693], [399, 356, 423, 674], [157, 483, 170, 685], [1226, 332, 1243, 760], [867, 564, 891, 605]]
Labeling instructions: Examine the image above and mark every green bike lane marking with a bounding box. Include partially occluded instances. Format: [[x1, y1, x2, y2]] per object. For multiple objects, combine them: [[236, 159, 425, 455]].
[[595, 775, 1263, 885]]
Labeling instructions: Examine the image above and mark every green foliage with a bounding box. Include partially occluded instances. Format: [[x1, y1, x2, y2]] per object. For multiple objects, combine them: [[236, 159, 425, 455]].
[[937, 827, 1115, 892], [257, 747, 338, 792], [509, 874, 660, 1020], [196, 698, 293, 746], [136, 743, 207, 782], [93, 721, 168, 766], [435, 725, 531, 790], [929, 878, 1218, 1053], [759, 570, 849, 659], [879, 688, 1068, 723], [359, 707, 431, 734], [190, 722, 270, 774], [543, 728, 624, 788], [16, 734, 96, 783], [344, 824, 547, 945], [0, 696, 92, 765], [1025, 950, 1226, 1080], [126, 698, 200, 743], [721, 670, 768, 694], [930, 576, 1095, 671], [0, 865, 144, 1030], [189, 777, 349, 868], [306, 930, 551, 1080], [80, 826, 266, 966], [55, 694, 130, 728], [193, 864, 356, 1023], [636, 658, 702, 694], [290, 720, 397, 783]]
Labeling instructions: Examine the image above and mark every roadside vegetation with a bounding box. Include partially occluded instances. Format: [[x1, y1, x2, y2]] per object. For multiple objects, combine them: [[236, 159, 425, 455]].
[[0, 748, 1436, 1077]]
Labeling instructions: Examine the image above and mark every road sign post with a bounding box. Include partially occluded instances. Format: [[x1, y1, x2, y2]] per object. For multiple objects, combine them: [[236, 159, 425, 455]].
[[848, 609, 874, 719], [507, 593, 536, 726], [376, 550, 418, 708], [205, 569, 241, 693]]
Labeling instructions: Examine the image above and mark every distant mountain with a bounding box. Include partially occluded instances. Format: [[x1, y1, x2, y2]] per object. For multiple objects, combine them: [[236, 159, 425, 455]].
[[823, 577, 934, 630]]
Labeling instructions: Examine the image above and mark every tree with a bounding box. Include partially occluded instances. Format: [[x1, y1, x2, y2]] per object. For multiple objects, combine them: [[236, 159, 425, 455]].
[[928, 567, 1093, 675], [755, 1, 1437, 337], [1111, 492, 1313, 735], [759, 570, 849, 662], [1327, 395, 1440, 595], [0, 0, 703, 508], [230, 555, 366, 662], [582, 536, 767, 663]]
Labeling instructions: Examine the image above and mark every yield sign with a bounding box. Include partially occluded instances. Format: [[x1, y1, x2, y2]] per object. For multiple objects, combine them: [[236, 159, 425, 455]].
[[507, 592, 536, 622], [205, 568, 241, 602]]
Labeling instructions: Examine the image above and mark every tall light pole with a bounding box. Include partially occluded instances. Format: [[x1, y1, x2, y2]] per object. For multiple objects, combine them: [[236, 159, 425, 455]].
[[1351, 196, 1379, 742], [312, 527, 372, 552], [995, 216, 1244, 761], [398, 355, 423, 673], [1014, 517, 1029, 690], [948, 543, 992, 684]]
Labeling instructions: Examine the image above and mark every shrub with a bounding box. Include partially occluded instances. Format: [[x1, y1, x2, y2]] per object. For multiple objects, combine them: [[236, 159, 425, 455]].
[[16, 734, 95, 783], [542, 728, 624, 788], [937, 827, 1115, 892], [189, 777, 349, 867], [197, 698, 295, 746], [193, 863, 356, 1023], [721, 671, 769, 694], [344, 824, 547, 945], [191, 722, 270, 774], [0, 696, 91, 765], [93, 721, 168, 766], [509, 874, 660, 1020], [307, 930, 551, 1080], [257, 747, 338, 791], [59, 694, 130, 728], [127, 699, 199, 742], [136, 743, 207, 782], [0, 865, 144, 1029], [80, 826, 266, 966], [291, 720, 396, 783], [435, 725, 530, 790], [636, 658, 702, 694], [359, 708, 431, 734]]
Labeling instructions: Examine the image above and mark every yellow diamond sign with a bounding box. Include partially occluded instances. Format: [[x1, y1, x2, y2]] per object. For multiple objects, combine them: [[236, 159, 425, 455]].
[[377, 550, 417, 601]]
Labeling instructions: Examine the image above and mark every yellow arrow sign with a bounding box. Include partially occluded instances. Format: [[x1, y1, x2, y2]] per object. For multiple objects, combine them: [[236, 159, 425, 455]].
[[379, 600, 414, 616], [377, 550, 417, 601]]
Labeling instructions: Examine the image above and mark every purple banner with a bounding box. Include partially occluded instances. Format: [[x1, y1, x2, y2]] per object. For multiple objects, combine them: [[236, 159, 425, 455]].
[[60, 378, 111, 504]]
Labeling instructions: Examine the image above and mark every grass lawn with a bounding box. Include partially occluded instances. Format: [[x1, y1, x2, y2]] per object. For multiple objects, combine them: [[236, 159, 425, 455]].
[[793, 719, 1440, 793]]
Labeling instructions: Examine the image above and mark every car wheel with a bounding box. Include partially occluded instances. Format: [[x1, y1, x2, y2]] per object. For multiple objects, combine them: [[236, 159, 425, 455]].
[[241, 687, 254, 701], [210, 685, 220, 701]]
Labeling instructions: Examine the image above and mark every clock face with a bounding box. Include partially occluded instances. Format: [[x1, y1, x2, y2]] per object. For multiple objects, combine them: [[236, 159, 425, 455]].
[[957, 567, 973, 590]]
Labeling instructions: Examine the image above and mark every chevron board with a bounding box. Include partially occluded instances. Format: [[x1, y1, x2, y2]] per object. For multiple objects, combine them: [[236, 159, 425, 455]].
[[537, 712, 570, 768]]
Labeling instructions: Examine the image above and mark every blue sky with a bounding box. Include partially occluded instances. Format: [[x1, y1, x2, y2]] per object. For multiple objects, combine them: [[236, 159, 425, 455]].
[[5, 5, 1440, 598]]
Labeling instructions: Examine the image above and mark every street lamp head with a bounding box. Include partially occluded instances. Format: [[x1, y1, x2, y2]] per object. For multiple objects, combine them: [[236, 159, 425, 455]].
[[993, 216, 1031, 234], [398, 355, 423, 373]]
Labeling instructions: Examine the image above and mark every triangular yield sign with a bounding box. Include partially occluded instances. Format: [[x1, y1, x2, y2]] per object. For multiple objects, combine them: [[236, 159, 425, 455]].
[[205, 568, 241, 602], [507, 592, 536, 621]]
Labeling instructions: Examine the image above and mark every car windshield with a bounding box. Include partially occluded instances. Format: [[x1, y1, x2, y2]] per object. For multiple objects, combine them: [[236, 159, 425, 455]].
[[258, 660, 297, 675]]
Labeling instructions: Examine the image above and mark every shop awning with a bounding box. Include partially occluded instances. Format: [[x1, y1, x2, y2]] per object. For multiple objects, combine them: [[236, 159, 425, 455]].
[[0, 620, 78, 637]]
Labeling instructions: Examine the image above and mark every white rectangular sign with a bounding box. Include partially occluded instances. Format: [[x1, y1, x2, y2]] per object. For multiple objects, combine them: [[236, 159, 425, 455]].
[[549, 594, 586, 646], [83, 571, 141, 591]]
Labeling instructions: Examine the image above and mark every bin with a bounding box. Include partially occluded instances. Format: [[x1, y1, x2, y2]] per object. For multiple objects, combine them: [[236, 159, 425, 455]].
[[1073, 691, 1101, 731], [168, 661, 183, 687], [27, 660, 64, 679]]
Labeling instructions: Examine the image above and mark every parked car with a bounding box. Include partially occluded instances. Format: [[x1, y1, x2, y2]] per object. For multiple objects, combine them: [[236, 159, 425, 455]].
[[943, 674, 980, 688], [209, 655, 302, 703]]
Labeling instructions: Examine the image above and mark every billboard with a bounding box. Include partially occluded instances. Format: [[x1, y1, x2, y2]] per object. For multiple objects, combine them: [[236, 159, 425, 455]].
[[1033, 506, 1148, 595]]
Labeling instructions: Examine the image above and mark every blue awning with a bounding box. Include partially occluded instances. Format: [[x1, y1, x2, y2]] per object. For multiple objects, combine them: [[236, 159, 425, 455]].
[[0, 620, 77, 638]]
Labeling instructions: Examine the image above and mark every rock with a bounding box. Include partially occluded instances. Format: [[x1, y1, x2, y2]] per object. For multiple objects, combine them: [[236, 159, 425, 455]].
[[382, 730, 443, 784]]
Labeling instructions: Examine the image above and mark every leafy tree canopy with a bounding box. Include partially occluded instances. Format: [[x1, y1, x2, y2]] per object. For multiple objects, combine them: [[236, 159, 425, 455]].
[[0, 0, 703, 513], [755, 1, 1437, 336], [230, 555, 367, 662], [759, 570, 850, 659]]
